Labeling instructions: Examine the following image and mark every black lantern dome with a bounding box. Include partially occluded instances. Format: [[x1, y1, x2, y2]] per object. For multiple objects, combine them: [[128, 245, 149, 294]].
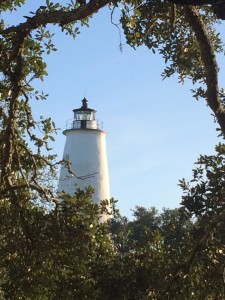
[[73, 98, 96, 121]]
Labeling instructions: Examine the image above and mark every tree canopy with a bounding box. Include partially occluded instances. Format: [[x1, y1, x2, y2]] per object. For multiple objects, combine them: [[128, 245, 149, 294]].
[[1, 0, 225, 299], [1, 0, 225, 198]]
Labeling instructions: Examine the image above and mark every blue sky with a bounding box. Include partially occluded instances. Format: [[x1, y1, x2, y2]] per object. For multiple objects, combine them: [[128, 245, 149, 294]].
[[7, 4, 224, 218]]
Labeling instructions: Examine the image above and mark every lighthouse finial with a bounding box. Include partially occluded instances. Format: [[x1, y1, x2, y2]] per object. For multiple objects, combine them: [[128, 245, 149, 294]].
[[82, 97, 88, 109]]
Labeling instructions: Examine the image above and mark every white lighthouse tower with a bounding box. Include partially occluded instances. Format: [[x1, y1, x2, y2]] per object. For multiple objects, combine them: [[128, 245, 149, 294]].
[[58, 98, 110, 217]]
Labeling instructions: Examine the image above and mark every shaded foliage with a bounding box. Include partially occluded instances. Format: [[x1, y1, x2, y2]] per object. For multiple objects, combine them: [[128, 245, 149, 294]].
[[0, 187, 113, 299], [1, 157, 225, 299]]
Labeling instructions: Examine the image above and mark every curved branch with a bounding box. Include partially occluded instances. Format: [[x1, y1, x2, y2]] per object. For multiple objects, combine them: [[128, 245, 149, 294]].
[[0, 0, 111, 35], [184, 6, 225, 135]]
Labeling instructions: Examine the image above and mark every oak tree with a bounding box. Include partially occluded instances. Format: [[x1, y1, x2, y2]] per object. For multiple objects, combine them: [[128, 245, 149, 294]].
[[1, 1, 225, 299]]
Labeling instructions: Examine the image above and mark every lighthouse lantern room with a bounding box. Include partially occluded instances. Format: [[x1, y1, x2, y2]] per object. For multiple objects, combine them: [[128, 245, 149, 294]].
[[72, 98, 98, 130]]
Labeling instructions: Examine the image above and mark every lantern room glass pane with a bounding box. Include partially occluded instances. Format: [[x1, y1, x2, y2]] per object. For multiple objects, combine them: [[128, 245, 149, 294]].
[[74, 111, 95, 121]]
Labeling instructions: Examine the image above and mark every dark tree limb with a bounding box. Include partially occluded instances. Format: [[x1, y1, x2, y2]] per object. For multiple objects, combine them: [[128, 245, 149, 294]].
[[0, 0, 111, 35], [168, 0, 225, 19], [184, 6, 225, 136]]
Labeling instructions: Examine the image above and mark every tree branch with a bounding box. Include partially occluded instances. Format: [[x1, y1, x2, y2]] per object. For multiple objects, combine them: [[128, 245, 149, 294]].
[[0, 0, 111, 35], [184, 6, 225, 136]]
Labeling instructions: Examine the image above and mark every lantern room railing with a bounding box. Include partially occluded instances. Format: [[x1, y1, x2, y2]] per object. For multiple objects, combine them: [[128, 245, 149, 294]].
[[65, 119, 103, 130]]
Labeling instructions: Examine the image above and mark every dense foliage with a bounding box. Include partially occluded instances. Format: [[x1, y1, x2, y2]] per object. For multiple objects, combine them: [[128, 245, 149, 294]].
[[109, 143, 225, 298], [1, 0, 225, 199], [1, 0, 225, 299], [2, 177, 225, 299], [0, 187, 114, 299]]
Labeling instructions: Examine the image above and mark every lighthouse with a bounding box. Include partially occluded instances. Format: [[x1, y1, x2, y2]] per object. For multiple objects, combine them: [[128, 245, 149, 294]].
[[58, 98, 110, 218]]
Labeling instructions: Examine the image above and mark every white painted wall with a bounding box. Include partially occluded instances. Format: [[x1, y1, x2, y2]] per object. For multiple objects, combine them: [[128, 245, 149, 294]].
[[58, 128, 110, 206]]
